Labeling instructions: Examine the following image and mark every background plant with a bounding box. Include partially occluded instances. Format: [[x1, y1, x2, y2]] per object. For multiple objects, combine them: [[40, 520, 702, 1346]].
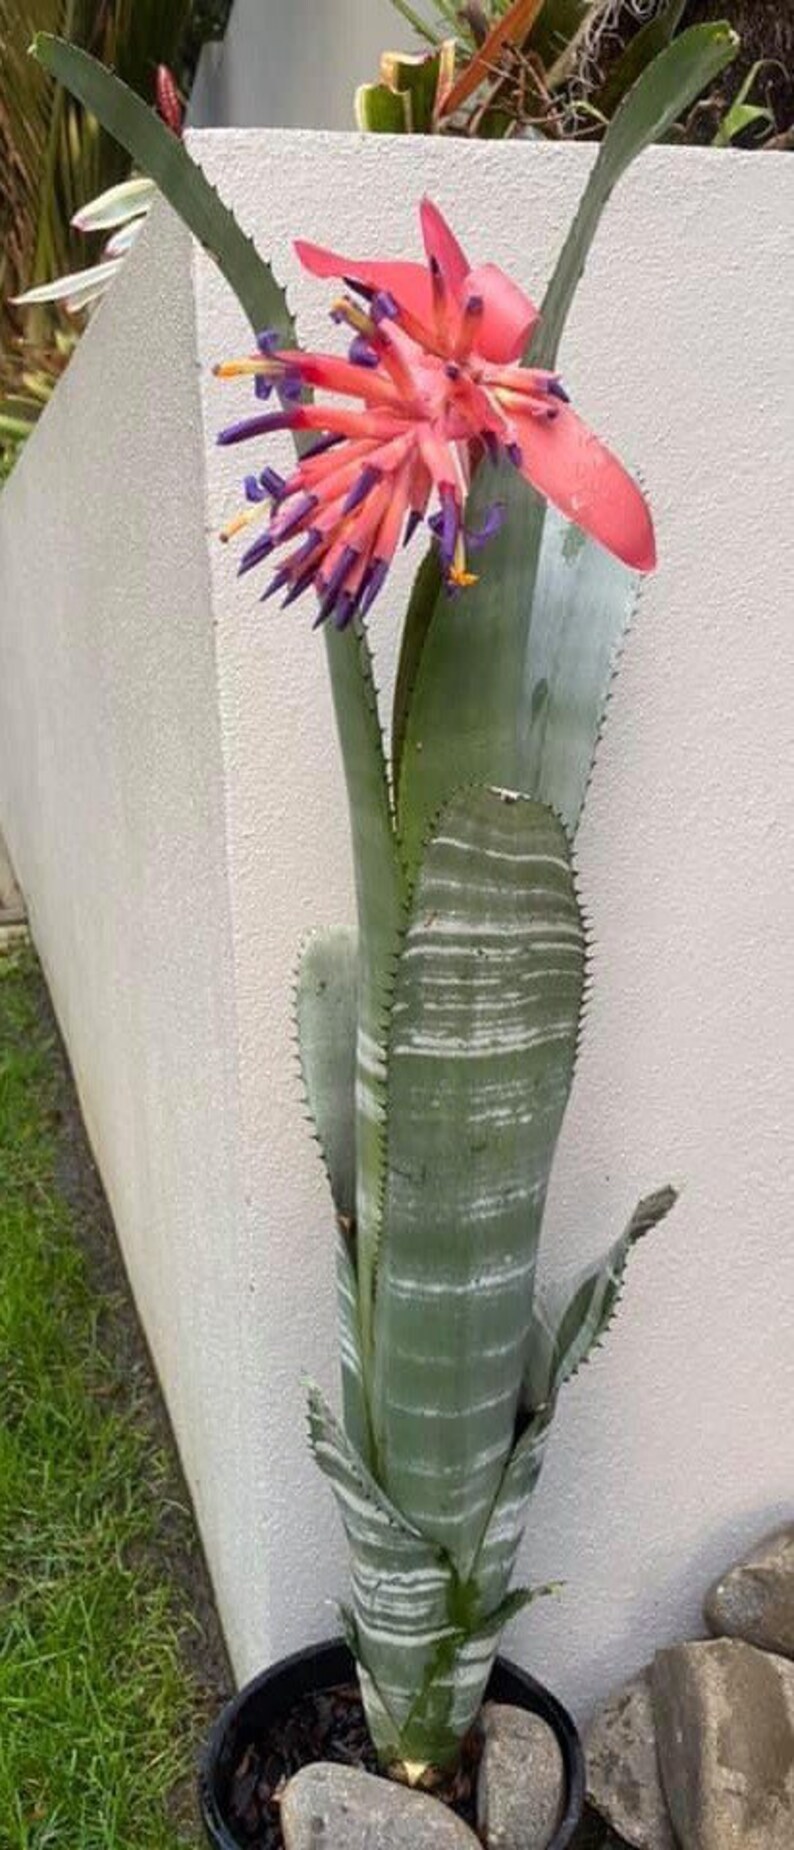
[[365, 0, 787, 143], [0, 0, 232, 482], [35, 17, 736, 1784]]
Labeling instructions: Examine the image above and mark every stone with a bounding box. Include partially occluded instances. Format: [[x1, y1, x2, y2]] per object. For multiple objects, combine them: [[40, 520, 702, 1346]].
[[652, 1638, 794, 1850], [280, 1761, 481, 1850], [705, 1523, 794, 1658], [585, 1671, 675, 1850], [477, 1701, 566, 1850]]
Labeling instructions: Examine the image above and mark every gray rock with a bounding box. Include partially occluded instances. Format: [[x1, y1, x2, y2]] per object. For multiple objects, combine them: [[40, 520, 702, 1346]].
[[280, 1761, 480, 1850], [478, 1701, 565, 1850], [585, 1671, 675, 1850], [652, 1638, 794, 1850], [705, 1523, 794, 1658]]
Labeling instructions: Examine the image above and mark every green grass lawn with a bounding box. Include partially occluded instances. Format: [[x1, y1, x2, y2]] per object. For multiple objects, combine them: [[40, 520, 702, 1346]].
[[0, 946, 227, 1849]]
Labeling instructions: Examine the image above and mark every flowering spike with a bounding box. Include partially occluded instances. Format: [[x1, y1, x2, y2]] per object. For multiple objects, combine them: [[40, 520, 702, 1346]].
[[216, 200, 656, 620], [349, 335, 379, 369], [372, 290, 400, 324], [358, 558, 388, 619], [259, 466, 287, 500], [218, 409, 297, 446], [245, 474, 268, 503], [238, 531, 275, 577], [342, 465, 382, 515], [467, 501, 506, 551]]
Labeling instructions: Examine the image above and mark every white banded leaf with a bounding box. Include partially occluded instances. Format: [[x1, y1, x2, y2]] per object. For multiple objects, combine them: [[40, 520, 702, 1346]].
[[308, 1387, 456, 1760], [372, 791, 585, 1567], [472, 1405, 555, 1613], [524, 1184, 679, 1412], [336, 1237, 368, 1462]]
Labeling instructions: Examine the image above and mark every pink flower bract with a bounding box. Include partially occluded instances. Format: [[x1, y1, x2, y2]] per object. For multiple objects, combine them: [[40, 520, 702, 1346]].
[[216, 198, 655, 628]]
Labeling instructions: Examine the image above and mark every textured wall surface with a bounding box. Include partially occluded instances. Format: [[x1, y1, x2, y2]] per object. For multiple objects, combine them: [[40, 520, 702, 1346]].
[[0, 132, 792, 1720], [188, 0, 416, 131]]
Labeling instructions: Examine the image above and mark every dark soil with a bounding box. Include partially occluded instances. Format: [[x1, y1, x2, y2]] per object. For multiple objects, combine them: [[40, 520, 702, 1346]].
[[228, 1683, 482, 1848]]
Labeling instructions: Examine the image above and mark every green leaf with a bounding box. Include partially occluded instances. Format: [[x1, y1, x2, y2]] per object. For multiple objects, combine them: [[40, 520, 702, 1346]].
[[0, 400, 40, 441], [593, 0, 687, 121], [395, 33, 735, 868], [295, 928, 357, 1223], [714, 102, 772, 145], [34, 27, 406, 1441], [530, 22, 740, 368], [391, 545, 443, 800], [531, 0, 599, 87], [396, 460, 544, 875], [524, 1184, 679, 1411], [518, 502, 641, 836], [397, 481, 639, 865], [381, 48, 449, 130], [712, 64, 774, 147], [354, 82, 412, 134], [294, 928, 370, 1455], [31, 34, 293, 339], [372, 791, 585, 1569], [323, 624, 406, 1380]]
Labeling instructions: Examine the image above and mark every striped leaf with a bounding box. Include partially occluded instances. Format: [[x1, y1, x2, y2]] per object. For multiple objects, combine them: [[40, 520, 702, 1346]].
[[307, 1386, 458, 1763], [472, 1404, 555, 1612], [336, 1236, 369, 1461], [524, 1185, 679, 1412], [372, 791, 585, 1568]]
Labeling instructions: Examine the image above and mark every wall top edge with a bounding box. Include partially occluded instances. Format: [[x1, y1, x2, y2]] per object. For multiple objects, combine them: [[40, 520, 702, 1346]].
[[183, 125, 779, 173]]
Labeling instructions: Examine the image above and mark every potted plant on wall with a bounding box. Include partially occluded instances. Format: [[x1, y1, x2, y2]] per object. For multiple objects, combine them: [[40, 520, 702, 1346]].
[[33, 20, 736, 1849]]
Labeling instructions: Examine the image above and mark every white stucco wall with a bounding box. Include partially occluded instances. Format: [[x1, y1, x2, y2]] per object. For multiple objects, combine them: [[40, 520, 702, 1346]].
[[0, 133, 792, 1721], [189, 0, 417, 131]]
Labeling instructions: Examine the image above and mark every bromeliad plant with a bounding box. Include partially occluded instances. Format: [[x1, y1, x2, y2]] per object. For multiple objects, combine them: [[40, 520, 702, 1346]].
[[35, 18, 737, 1784]]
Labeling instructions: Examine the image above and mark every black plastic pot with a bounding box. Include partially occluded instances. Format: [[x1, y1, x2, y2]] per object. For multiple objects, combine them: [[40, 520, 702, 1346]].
[[199, 1637, 585, 1849]]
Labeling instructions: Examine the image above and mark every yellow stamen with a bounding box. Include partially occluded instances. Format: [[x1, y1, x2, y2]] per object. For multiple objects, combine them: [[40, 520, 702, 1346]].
[[449, 565, 479, 588], [213, 358, 282, 379], [219, 506, 260, 542], [332, 296, 376, 338], [449, 532, 478, 589]]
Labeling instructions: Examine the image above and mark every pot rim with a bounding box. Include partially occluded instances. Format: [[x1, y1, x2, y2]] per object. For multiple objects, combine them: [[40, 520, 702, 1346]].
[[198, 1636, 586, 1849]]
